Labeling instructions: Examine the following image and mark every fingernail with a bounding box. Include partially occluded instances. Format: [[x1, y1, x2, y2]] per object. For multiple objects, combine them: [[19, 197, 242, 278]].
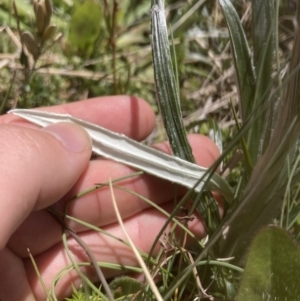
[[43, 122, 92, 152]]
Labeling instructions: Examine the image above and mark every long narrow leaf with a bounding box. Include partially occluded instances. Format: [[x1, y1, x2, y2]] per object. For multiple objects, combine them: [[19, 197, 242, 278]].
[[219, 0, 256, 124], [151, 0, 224, 233], [150, 0, 194, 162], [10, 109, 233, 199], [247, 0, 276, 162], [220, 0, 275, 166], [252, 0, 275, 96]]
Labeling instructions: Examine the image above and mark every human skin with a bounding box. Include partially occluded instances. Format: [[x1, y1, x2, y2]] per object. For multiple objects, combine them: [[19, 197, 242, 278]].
[[0, 96, 220, 301]]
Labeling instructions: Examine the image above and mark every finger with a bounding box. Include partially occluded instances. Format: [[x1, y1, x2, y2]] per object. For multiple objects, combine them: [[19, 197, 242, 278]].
[[8, 134, 220, 256], [25, 202, 205, 301], [0, 123, 92, 249], [60, 133, 220, 226], [0, 248, 36, 301], [1, 96, 155, 141], [153, 134, 220, 169]]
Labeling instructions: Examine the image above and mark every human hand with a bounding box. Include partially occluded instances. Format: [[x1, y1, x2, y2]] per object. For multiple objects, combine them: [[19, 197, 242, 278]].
[[0, 96, 220, 301]]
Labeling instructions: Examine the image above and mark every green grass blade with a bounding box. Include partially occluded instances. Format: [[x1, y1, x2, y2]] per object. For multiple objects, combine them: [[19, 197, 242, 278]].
[[150, 0, 194, 162]]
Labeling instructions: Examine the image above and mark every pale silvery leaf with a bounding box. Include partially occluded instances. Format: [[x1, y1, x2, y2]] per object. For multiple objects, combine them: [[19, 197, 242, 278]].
[[10, 109, 233, 200]]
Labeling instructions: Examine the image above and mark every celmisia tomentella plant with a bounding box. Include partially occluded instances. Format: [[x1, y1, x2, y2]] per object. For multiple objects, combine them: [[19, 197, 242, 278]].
[[216, 0, 300, 265], [150, 0, 300, 270], [149, 1, 300, 299]]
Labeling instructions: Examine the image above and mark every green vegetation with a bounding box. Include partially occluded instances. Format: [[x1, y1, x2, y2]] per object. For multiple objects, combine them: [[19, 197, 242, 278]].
[[1, 0, 300, 300]]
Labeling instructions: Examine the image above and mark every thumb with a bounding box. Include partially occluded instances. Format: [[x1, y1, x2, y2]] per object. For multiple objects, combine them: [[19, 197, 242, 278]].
[[0, 122, 92, 249]]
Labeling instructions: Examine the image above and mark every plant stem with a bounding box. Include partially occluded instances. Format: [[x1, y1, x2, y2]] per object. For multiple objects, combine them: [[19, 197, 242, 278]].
[[111, 0, 118, 94]]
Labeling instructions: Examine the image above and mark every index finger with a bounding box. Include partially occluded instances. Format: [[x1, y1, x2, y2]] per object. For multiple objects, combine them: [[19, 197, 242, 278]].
[[1, 96, 156, 141]]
